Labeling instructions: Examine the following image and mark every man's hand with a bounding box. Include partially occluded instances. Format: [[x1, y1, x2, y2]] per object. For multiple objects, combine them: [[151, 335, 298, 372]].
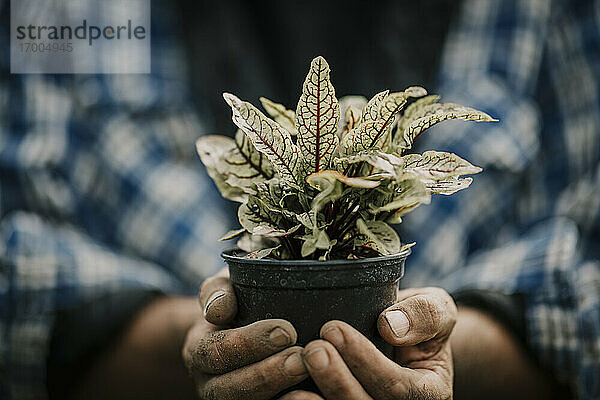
[[182, 271, 309, 399], [280, 287, 457, 400]]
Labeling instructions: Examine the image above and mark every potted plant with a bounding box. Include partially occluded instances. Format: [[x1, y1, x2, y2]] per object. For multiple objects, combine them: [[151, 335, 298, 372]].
[[196, 55, 494, 358]]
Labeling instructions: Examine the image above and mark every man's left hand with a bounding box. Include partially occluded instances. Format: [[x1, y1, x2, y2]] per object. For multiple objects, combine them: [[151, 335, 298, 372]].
[[280, 287, 457, 400]]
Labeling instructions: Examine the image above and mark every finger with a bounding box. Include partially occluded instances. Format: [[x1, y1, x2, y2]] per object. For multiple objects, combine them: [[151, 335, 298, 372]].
[[199, 271, 236, 325], [378, 287, 457, 347], [199, 346, 308, 400], [321, 320, 453, 399], [302, 340, 371, 400], [320, 321, 410, 399], [183, 319, 297, 375], [278, 391, 324, 400]]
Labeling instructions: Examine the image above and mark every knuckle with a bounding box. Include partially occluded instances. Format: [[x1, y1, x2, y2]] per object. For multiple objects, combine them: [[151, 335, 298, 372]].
[[199, 378, 226, 400], [190, 331, 230, 374], [380, 376, 409, 400], [204, 332, 230, 373], [415, 294, 444, 330]]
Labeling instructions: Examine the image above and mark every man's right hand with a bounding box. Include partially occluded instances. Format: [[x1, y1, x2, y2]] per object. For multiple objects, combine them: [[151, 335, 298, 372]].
[[182, 271, 309, 400]]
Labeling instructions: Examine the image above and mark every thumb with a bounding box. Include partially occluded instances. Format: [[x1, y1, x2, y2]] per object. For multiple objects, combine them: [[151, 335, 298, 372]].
[[198, 268, 237, 325], [377, 287, 457, 347]]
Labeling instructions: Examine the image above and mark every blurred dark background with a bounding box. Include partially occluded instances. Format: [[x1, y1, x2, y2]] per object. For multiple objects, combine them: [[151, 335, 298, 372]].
[[177, 0, 457, 134]]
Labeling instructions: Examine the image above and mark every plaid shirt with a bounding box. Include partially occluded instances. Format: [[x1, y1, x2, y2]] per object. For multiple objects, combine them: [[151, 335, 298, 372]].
[[1, 0, 599, 399], [0, 2, 230, 399], [403, 0, 600, 398]]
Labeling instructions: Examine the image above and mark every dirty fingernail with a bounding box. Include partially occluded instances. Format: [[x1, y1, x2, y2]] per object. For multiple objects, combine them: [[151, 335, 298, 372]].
[[283, 352, 307, 376], [270, 327, 292, 347], [385, 310, 410, 337], [204, 290, 226, 315], [304, 348, 329, 370], [322, 327, 344, 348]]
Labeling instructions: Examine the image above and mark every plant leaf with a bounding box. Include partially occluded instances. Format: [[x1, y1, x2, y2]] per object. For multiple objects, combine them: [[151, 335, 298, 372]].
[[361, 90, 389, 124], [233, 129, 275, 179], [301, 229, 333, 257], [296, 56, 340, 174], [305, 171, 344, 212], [237, 233, 278, 252], [296, 211, 317, 229], [372, 179, 431, 214], [251, 224, 301, 237], [260, 97, 297, 135], [219, 228, 246, 241], [422, 177, 474, 195], [307, 170, 381, 189], [246, 246, 280, 259], [398, 102, 497, 150], [338, 95, 367, 136], [223, 93, 303, 187], [395, 95, 440, 146], [355, 219, 401, 255], [343, 150, 403, 176], [401, 151, 482, 180], [196, 135, 247, 202], [341, 87, 426, 155], [339, 121, 378, 156]]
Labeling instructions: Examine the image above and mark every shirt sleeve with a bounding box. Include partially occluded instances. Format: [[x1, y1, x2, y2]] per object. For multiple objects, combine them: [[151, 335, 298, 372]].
[[401, 1, 600, 398], [0, 2, 232, 399], [402, 0, 550, 284], [0, 212, 185, 400], [0, 1, 232, 288]]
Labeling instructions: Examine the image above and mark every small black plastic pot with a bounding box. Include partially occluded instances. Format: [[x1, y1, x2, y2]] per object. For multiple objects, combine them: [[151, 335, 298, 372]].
[[221, 248, 410, 395]]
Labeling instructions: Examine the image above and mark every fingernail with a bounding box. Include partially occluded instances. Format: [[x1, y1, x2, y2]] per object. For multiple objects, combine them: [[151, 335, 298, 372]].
[[204, 290, 226, 315], [304, 348, 329, 370], [283, 352, 307, 376], [322, 327, 344, 348], [385, 310, 410, 337], [270, 327, 292, 347]]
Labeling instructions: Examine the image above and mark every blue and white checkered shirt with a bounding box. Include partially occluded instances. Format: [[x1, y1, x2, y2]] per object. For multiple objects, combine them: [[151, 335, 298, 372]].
[[1, 0, 599, 399], [403, 1, 600, 398], [0, 2, 230, 399]]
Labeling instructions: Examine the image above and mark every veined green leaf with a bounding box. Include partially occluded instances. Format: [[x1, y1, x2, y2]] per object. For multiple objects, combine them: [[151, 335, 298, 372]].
[[254, 181, 298, 219], [338, 95, 367, 137], [361, 90, 389, 123], [340, 121, 378, 156], [370, 87, 427, 147], [355, 219, 401, 255], [296, 56, 340, 173], [196, 135, 247, 202], [395, 95, 440, 146], [305, 171, 343, 212], [223, 93, 303, 187], [401, 151, 482, 180], [422, 177, 474, 195], [252, 224, 301, 237], [296, 211, 317, 229], [372, 179, 431, 214], [398, 102, 497, 150], [259, 97, 297, 135], [340, 91, 388, 155], [341, 87, 426, 155], [343, 150, 403, 176], [301, 229, 333, 257], [247, 246, 281, 259], [233, 129, 275, 179]]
